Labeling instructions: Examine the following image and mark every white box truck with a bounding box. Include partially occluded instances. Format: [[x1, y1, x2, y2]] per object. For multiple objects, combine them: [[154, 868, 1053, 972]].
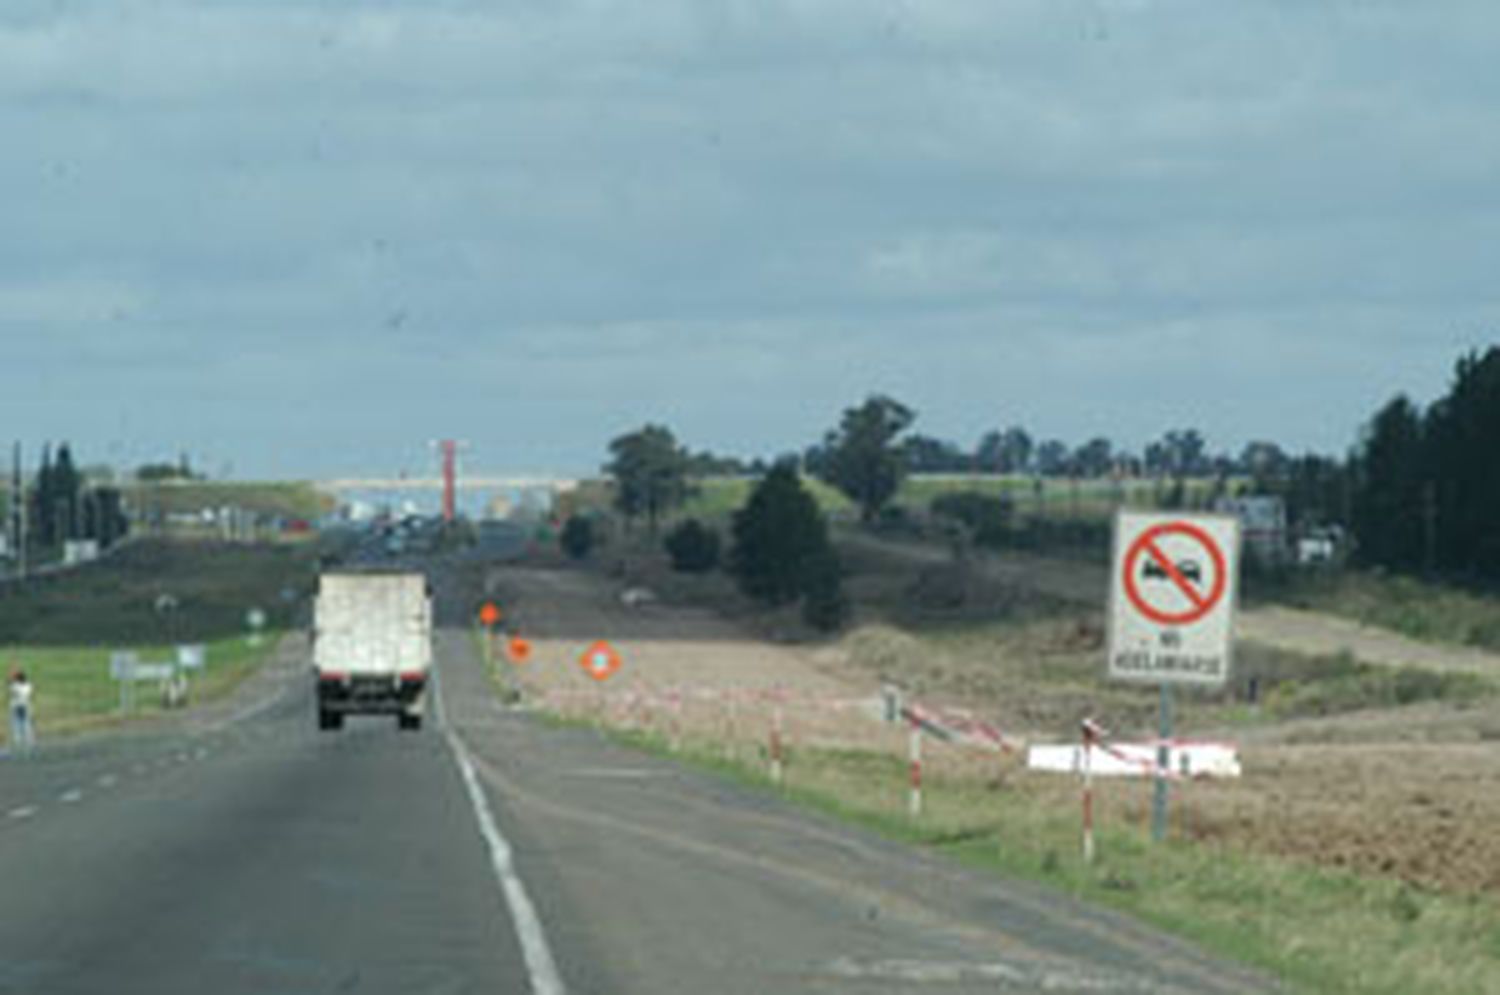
[[313, 570, 433, 731]]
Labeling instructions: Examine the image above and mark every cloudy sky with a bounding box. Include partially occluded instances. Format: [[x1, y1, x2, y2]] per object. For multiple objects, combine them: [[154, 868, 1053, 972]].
[[1, 0, 1495, 478]]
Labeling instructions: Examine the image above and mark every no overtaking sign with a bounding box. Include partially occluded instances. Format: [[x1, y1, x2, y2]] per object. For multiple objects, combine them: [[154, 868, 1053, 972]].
[[1108, 511, 1240, 686]]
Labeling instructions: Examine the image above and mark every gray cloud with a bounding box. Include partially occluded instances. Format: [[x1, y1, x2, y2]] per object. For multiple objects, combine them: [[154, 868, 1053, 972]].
[[0, 0, 1496, 476]]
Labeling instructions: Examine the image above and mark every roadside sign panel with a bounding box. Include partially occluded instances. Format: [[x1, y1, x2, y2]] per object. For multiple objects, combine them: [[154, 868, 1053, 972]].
[[109, 651, 139, 680], [177, 644, 207, 670], [578, 640, 622, 682], [1108, 511, 1239, 686]]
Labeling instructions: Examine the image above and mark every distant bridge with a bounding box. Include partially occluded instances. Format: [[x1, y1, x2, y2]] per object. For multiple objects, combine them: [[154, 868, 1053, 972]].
[[318, 477, 581, 493]]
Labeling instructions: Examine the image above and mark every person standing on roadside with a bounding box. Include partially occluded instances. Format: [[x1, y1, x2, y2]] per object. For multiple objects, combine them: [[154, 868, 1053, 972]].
[[8, 669, 34, 755]]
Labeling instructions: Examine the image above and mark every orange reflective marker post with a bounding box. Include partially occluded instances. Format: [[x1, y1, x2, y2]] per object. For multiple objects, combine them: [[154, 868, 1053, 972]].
[[578, 640, 622, 683], [508, 636, 533, 665], [478, 602, 502, 628]]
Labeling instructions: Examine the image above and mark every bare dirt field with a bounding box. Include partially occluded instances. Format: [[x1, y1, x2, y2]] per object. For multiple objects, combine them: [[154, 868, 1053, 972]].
[[468, 544, 1500, 899]]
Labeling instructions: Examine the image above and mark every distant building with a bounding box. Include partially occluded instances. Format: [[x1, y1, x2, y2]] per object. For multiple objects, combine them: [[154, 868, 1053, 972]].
[[1214, 495, 1287, 564]]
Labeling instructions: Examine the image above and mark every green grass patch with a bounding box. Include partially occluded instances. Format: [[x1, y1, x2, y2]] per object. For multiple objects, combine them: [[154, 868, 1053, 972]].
[[538, 706, 1500, 995], [121, 480, 333, 520], [0, 539, 326, 645], [677, 475, 854, 524], [1277, 570, 1500, 654], [3, 633, 281, 741]]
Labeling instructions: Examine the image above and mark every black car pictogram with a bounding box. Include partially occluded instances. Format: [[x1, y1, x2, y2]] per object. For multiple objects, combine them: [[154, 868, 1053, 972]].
[[1142, 558, 1203, 584]]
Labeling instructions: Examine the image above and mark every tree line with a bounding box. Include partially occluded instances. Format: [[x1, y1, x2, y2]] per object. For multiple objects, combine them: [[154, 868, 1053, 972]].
[[10, 443, 131, 555], [1351, 347, 1500, 580], [585, 346, 1500, 631]]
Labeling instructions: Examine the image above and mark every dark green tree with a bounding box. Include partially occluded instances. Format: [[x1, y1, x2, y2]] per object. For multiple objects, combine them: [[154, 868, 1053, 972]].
[[30, 444, 55, 546], [560, 516, 596, 560], [664, 519, 720, 573], [605, 424, 691, 536], [818, 395, 914, 523], [1351, 396, 1426, 571], [730, 462, 840, 612], [799, 550, 848, 631], [52, 443, 81, 542], [1423, 348, 1500, 576]]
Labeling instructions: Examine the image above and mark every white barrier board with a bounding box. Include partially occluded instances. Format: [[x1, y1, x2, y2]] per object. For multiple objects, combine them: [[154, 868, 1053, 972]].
[[1027, 742, 1241, 779]]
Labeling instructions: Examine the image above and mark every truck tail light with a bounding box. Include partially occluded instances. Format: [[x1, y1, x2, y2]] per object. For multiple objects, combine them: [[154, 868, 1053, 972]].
[[399, 671, 426, 685], [319, 671, 349, 683]]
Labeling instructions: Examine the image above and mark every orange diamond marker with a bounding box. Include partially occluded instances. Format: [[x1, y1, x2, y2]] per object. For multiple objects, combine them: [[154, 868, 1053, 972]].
[[508, 636, 533, 665], [478, 602, 501, 627], [578, 640, 622, 682]]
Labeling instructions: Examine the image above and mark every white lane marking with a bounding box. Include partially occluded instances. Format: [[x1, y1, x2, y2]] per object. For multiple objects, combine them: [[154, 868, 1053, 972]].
[[98, 774, 118, 788], [432, 661, 450, 730], [448, 735, 565, 995], [193, 747, 209, 760], [7, 806, 37, 820], [561, 768, 662, 780], [825, 957, 1154, 992], [59, 789, 83, 804], [132, 764, 146, 775]]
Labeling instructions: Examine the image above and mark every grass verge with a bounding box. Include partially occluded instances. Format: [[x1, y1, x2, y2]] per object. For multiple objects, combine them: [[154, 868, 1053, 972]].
[[532, 705, 1500, 995], [3, 632, 282, 741], [1276, 570, 1500, 654]]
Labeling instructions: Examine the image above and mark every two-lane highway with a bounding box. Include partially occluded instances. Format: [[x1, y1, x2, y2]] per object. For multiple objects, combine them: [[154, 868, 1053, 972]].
[[0, 568, 1271, 994]]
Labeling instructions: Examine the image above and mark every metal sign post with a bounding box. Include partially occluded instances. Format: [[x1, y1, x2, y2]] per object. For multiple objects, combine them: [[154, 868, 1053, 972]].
[[1108, 511, 1240, 844], [1152, 684, 1174, 842]]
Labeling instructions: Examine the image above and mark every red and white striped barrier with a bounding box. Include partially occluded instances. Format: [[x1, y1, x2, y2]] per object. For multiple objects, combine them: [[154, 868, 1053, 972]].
[[902, 701, 1023, 755], [1029, 718, 1241, 863], [527, 683, 1027, 810]]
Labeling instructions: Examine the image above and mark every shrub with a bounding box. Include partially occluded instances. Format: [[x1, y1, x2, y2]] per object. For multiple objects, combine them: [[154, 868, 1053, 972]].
[[929, 491, 1014, 548], [800, 551, 849, 631], [560, 516, 595, 560], [664, 519, 721, 573]]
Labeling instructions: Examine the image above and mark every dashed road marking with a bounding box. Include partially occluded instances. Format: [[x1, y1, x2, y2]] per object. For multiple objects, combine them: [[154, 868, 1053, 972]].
[[825, 957, 1156, 992], [562, 768, 663, 780], [7, 806, 37, 820], [98, 774, 118, 788], [59, 789, 83, 804]]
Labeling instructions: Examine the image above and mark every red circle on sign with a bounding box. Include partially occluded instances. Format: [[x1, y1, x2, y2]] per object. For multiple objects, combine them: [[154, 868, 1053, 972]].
[[1122, 521, 1227, 627]]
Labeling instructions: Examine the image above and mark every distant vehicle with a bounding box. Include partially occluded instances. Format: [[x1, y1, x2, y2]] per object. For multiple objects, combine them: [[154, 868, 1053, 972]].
[[1142, 558, 1203, 584], [312, 570, 432, 731]]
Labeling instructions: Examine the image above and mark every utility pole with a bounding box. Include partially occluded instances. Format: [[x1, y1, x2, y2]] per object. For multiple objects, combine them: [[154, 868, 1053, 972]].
[[10, 442, 23, 579]]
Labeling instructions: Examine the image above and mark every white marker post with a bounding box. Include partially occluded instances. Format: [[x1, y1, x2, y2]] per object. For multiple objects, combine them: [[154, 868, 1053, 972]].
[[770, 701, 784, 786], [1081, 719, 1099, 864], [1108, 511, 1240, 843], [908, 717, 924, 819]]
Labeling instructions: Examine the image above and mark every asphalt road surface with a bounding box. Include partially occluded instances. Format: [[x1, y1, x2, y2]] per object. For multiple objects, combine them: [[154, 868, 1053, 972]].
[[0, 565, 1271, 994]]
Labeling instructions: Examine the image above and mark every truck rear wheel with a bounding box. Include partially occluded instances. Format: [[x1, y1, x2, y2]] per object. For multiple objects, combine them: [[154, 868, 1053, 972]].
[[398, 713, 422, 732], [319, 709, 344, 731]]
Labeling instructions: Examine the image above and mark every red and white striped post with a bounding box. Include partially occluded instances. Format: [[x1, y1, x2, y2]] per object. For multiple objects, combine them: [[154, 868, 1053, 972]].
[[770, 701, 785, 786], [669, 689, 683, 753], [1081, 719, 1100, 865], [908, 716, 924, 819], [724, 690, 738, 761]]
